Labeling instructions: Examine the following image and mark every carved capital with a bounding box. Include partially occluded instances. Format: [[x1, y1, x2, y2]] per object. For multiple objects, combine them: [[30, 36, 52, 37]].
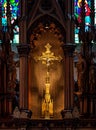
[[17, 44, 30, 57], [62, 43, 76, 57]]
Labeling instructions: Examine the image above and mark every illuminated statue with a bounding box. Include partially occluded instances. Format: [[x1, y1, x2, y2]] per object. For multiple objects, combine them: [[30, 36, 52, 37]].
[[34, 43, 62, 119]]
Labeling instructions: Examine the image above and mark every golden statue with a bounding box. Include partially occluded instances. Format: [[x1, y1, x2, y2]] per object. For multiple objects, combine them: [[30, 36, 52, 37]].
[[34, 43, 62, 119]]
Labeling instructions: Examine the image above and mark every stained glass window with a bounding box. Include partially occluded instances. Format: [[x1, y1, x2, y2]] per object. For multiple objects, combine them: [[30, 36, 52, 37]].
[[0, 0, 19, 44], [74, 0, 92, 43], [95, 0, 96, 24]]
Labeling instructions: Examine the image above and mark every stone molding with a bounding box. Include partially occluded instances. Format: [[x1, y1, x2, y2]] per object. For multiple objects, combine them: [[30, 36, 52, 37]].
[[17, 44, 30, 57], [0, 118, 96, 129], [62, 43, 76, 57]]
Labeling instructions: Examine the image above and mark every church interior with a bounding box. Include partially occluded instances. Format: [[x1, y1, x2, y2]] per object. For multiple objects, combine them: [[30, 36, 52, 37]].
[[0, 0, 96, 130]]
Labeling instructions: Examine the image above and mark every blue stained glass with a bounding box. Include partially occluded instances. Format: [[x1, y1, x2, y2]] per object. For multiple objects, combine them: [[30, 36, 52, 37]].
[[74, 0, 91, 43], [94, 0, 96, 25], [0, 0, 19, 43], [74, 0, 91, 25]]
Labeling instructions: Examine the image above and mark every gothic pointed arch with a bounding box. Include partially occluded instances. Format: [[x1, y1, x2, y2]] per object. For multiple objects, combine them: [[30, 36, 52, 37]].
[[27, 15, 66, 46], [27, 0, 66, 31], [27, 14, 65, 119]]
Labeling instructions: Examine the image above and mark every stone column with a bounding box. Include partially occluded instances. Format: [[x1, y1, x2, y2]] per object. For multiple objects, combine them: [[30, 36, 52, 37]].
[[18, 44, 30, 109], [19, 1, 27, 45], [62, 43, 75, 110], [65, 0, 74, 44]]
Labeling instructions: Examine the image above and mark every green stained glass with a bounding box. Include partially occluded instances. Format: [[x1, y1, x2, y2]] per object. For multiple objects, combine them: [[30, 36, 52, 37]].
[[0, 0, 19, 43], [74, 0, 92, 43]]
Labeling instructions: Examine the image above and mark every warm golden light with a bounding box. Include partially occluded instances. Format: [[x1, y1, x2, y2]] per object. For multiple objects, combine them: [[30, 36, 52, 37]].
[[34, 43, 62, 118]]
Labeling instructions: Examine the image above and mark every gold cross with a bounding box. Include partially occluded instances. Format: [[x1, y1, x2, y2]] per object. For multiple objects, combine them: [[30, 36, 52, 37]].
[[34, 43, 62, 67]]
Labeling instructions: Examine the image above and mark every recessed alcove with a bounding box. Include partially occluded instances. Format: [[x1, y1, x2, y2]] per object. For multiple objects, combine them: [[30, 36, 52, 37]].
[[28, 23, 65, 119]]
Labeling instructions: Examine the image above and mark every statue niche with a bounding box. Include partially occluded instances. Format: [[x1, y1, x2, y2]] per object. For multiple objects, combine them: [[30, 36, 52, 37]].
[[28, 23, 65, 119]]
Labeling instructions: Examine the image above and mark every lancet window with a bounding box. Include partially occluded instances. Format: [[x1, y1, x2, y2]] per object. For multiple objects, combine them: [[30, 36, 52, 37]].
[[74, 0, 93, 43], [0, 0, 19, 44]]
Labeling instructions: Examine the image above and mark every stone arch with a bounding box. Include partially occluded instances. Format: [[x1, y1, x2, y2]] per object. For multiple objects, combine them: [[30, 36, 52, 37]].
[[27, 15, 66, 44], [27, 15, 65, 119]]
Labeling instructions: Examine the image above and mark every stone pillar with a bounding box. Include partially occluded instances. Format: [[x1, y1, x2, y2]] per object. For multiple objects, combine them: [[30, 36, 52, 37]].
[[65, 0, 74, 44], [19, 1, 27, 45], [18, 44, 30, 109], [62, 44, 75, 110], [93, 96, 96, 117]]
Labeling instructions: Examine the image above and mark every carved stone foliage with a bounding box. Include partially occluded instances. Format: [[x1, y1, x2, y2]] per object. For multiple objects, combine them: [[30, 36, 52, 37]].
[[29, 23, 64, 49], [13, 107, 32, 119], [0, 118, 96, 129]]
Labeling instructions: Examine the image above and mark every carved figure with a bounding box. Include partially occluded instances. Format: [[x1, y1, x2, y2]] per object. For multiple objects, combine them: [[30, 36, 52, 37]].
[[13, 106, 20, 118], [72, 106, 80, 118], [89, 65, 95, 92], [20, 111, 28, 118], [89, 56, 96, 92], [7, 51, 17, 91], [64, 111, 72, 119], [76, 53, 86, 91]]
